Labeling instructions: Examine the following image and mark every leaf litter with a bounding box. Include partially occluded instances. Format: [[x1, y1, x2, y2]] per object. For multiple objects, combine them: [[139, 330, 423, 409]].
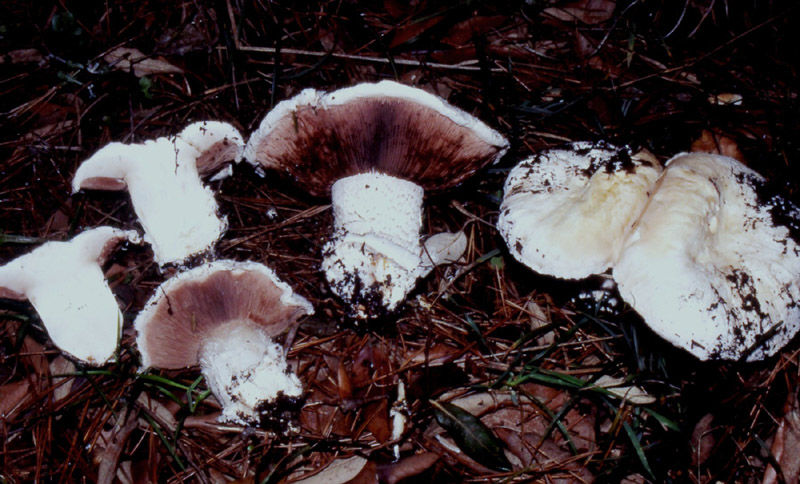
[[1, 0, 799, 482]]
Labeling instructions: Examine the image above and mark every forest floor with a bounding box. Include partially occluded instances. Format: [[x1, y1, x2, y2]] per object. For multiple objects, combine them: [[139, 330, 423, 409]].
[[1, 1, 800, 483]]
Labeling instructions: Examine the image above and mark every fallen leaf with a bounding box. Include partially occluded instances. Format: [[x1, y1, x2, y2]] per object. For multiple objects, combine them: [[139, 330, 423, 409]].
[[690, 129, 744, 162], [442, 16, 507, 45], [388, 16, 445, 49], [96, 412, 140, 484], [431, 400, 512, 472], [690, 413, 716, 468], [708, 93, 743, 106], [440, 388, 595, 481], [377, 452, 439, 484], [0, 380, 31, 420], [0, 48, 44, 64], [293, 455, 369, 484], [544, 0, 616, 25], [104, 47, 183, 77], [593, 375, 656, 405], [763, 391, 800, 484], [49, 356, 76, 402]]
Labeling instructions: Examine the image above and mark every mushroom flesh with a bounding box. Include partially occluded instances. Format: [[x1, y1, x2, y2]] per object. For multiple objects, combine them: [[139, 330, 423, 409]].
[[135, 260, 314, 425], [244, 81, 507, 317], [614, 152, 800, 360], [0, 227, 139, 364], [73, 121, 244, 266], [498, 142, 661, 280]]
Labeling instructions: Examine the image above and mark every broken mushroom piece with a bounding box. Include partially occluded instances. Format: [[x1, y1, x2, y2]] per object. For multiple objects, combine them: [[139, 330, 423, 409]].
[[498, 142, 662, 280], [73, 121, 244, 266], [0, 227, 139, 365], [244, 81, 508, 317], [614, 153, 800, 360], [135, 260, 314, 425]]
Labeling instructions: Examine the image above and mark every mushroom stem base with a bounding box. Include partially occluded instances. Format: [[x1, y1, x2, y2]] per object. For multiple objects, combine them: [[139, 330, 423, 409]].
[[198, 320, 301, 425], [323, 172, 429, 317]]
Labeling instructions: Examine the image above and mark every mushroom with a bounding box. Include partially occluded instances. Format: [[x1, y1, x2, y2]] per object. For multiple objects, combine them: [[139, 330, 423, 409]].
[[134, 260, 314, 425], [243, 81, 508, 317], [613, 152, 800, 360], [0, 227, 139, 364], [73, 121, 244, 266], [498, 142, 661, 280]]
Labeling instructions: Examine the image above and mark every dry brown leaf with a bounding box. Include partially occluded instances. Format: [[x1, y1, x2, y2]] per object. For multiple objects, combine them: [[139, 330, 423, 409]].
[[362, 399, 391, 443], [104, 47, 183, 77], [377, 452, 439, 484], [0, 380, 31, 420], [763, 392, 800, 484], [49, 356, 76, 402], [292, 455, 369, 484], [22, 335, 49, 377], [443, 16, 507, 45], [544, 0, 616, 25], [690, 129, 745, 162], [0, 48, 44, 64], [435, 388, 595, 480], [96, 412, 140, 484], [338, 359, 353, 400], [690, 413, 715, 468], [593, 375, 656, 405], [388, 16, 445, 49]]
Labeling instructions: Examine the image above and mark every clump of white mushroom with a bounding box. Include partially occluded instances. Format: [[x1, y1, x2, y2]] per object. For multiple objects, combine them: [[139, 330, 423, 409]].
[[0, 227, 139, 365], [135, 260, 313, 425], [614, 153, 800, 360], [500, 144, 800, 360], [73, 121, 244, 266], [243, 80, 507, 318], [499, 142, 661, 280]]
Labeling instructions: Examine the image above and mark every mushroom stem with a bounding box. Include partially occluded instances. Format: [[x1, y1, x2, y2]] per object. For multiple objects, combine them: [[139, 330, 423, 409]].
[[198, 319, 301, 425], [322, 171, 432, 317]]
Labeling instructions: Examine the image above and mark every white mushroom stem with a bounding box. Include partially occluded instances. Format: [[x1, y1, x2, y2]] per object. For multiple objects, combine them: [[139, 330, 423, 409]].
[[72, 121, 243, 266], [0, 227, 139, 364], [321, 172, 464, 317], [198, 320, 302, 425]]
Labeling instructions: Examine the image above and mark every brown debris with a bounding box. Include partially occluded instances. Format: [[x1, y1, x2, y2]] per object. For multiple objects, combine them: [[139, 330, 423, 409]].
[[1, 0, 798, 482]]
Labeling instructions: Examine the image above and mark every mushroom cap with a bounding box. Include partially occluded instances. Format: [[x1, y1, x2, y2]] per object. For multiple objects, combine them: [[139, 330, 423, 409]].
[[72, 121, 244, 265], [0, 227, 139, 364], [243, 80, 509, 197], [135, 260, 313, 369], [614, 152, 800, 360], [498, 142, 662, 280]]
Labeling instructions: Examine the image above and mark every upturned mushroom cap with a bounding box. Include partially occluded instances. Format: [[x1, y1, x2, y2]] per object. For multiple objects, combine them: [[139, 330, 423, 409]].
[[243, 80, 509, 195], [135, 259, 313, 369], [135, 260, 314, 424], [73, 121, 244, 266], [498, 142, 662, 280], [614, 153, 800, 360], [244, 81, 505, 318], [0, 227, 139, 364]]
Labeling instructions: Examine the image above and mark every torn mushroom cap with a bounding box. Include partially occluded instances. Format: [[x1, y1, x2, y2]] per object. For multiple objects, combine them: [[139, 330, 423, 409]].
[[244, 81, 507, 317], [614, 152, 800, 360], [73, 121, 244, 266], [135, 260, 314, 425], [0, 227, 139, 365], [498, 142, 662, 280]]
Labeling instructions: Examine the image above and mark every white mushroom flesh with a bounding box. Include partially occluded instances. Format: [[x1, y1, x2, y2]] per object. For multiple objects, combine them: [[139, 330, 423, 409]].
[[0, 227, 138, 364], [322, 172, 435, 317], [73, 121, 243, 266], [614, 153, 800, 360], [498, 142, 662, 279], [134, 259, 313, 425], [199, 320, 302, 425]]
